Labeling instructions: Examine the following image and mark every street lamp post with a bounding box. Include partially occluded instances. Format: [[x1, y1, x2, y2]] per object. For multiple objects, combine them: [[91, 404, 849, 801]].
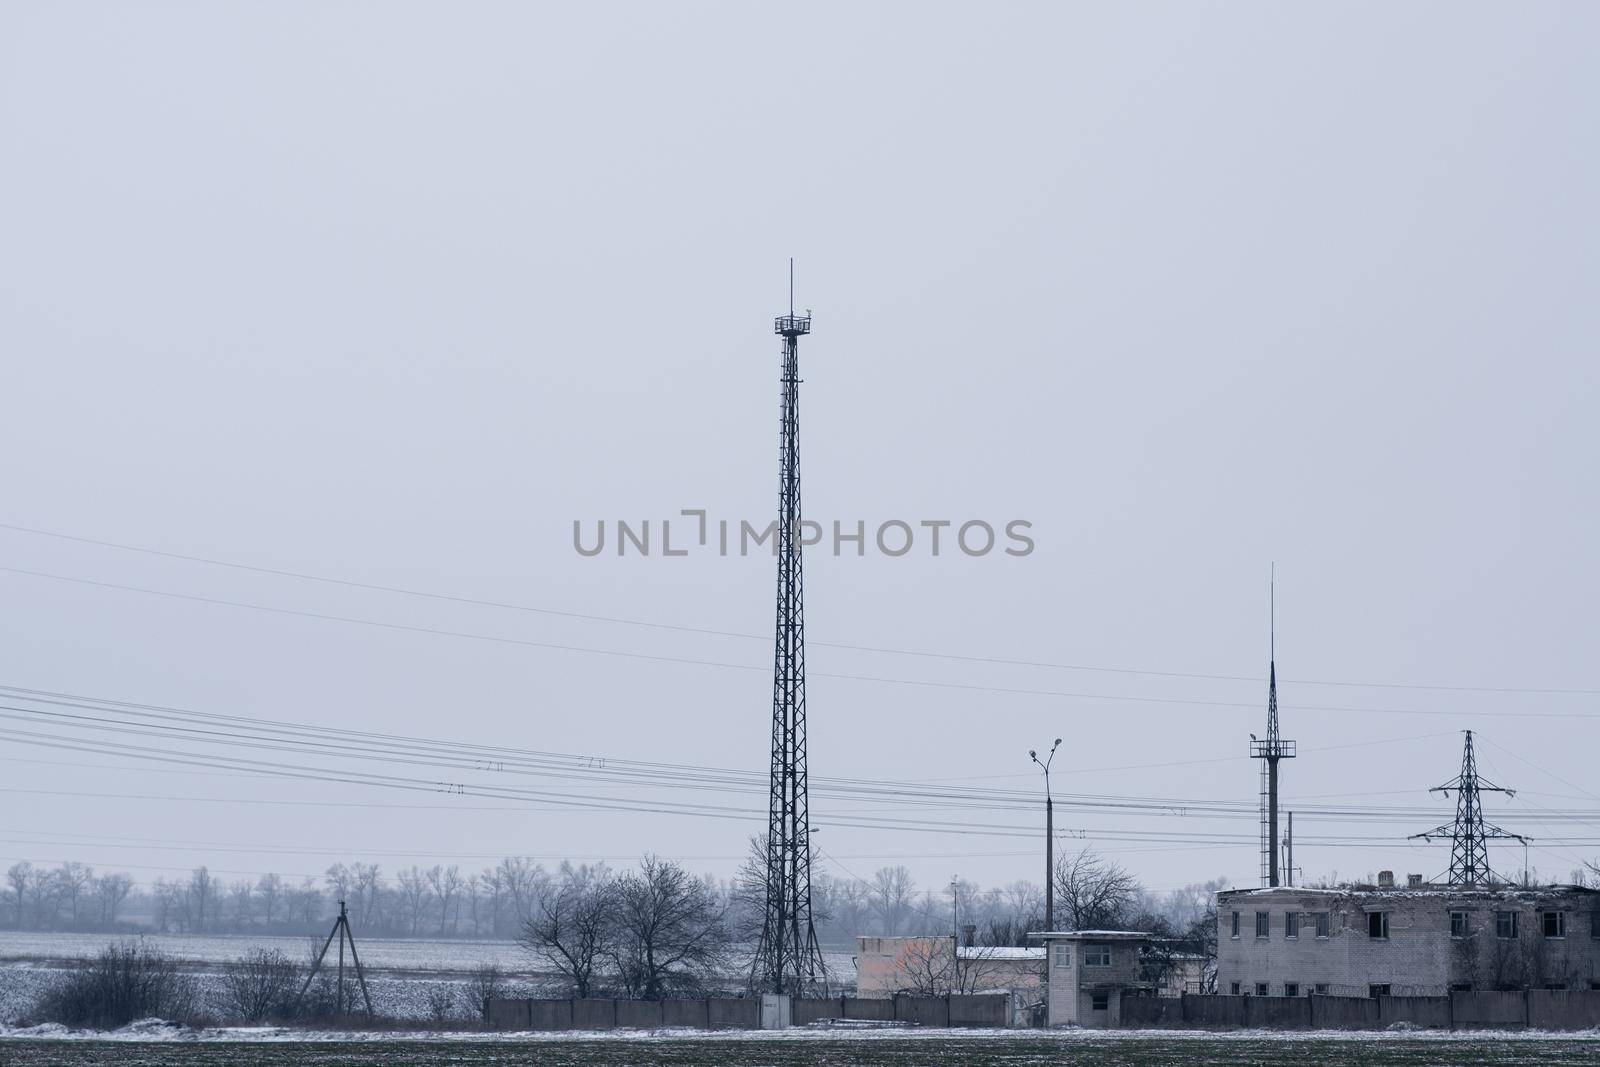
[[1030, 739, 1062, 931]]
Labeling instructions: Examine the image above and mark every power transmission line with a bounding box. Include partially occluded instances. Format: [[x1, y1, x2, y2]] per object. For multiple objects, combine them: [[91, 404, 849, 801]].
[[8, 567, 1600, 720], [2, 521, 1594, 696]]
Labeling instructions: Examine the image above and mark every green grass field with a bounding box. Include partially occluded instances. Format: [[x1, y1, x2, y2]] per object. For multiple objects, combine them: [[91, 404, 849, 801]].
[[4, 1035, 1599, 1066]]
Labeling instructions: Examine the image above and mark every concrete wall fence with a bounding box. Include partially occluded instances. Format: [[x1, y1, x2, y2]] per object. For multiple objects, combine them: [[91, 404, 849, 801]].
[[1119, 990, 1600, 1032], [490, 990, 1600, 1032], [487, 994, 1008, 1031]]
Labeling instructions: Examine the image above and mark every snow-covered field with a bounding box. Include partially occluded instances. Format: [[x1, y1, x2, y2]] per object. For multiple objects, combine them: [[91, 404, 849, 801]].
[[0, 931, 524, 975], [0, 931, 859, 1026], [0, 931, 857, 979], [3, 1023, 1600, 1067], [5, 1021, 1600, 1043]]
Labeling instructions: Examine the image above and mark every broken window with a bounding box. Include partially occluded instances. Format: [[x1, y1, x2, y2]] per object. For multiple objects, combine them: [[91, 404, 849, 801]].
[[1285, 912, 1299, 939], [1543, 911, 1565, 938], [1496, 911, 1518, 939], [1369, 984, 1391, 998], [1367, 911, 1389, 939], [1450, 911, 1468, 938], [1255, 911, 1269, 938]]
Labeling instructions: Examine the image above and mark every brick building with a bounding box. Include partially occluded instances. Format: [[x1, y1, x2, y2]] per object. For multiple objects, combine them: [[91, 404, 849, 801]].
[[1218, 876, 1600, 997], [1032, 930, 1154, 1027]]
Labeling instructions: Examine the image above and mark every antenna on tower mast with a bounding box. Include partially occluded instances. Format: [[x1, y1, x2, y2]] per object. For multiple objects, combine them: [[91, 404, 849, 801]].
[[1250, 566, 1295, 887]]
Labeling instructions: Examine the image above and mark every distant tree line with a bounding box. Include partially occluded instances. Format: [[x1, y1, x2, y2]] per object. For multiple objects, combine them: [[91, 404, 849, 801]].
[[4, 847, 1222, 970]]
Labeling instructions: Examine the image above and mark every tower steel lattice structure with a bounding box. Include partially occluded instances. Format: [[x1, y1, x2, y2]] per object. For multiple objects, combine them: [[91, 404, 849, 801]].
[[1249, 572, 1295, 887], [751, 265, 827, 995], [1410, 730, 1526, 886]]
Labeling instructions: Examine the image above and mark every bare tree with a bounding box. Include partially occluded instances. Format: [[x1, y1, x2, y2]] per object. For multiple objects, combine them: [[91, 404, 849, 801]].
[[396, 866, 432, 935], [610, 855, 730, 1000], [426, 865, 463, 934], [728, 834, 768, 944], [833, 877, 872, 941], [497, 857, 548, 930], [188, 867, 216, 932], [898, 936, 1006, 995], [151, 878, 177, 932], [1053, 848, 1138, 930], [6, 862, 30, 929], [323, 864, 355, 923], [353, 863, 383, 928], [257, 873, 284, 926], [519, 863, 614, 997], [479, 866, 505, 935], [229, 879, 255, 927], [870, 866, 916, 936], [94, 873, 134, 926], [57, 863, 94, 926], [464, 875, 483, 936], [293, 878, 322, 924]]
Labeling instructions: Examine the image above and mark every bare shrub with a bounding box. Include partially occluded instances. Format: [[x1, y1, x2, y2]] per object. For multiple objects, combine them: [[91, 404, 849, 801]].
[[468, 962, 503, 1025], [36, 940, 195, 1029], [223, 948, 300, 1022], [424, 983, 464, 1027]]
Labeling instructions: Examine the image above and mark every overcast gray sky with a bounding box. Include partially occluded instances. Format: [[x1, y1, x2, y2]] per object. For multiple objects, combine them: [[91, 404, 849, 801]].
[[1, 1, 1596, 908]]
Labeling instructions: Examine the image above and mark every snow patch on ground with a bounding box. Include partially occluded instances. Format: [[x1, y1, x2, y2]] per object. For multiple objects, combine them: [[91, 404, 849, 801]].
[[3, 1023, 1600, 1043]]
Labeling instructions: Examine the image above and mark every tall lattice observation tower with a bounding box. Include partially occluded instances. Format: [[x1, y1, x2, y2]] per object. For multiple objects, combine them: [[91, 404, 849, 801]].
[[1249, 573, 1295, 887], [751, 264, 827, 994]]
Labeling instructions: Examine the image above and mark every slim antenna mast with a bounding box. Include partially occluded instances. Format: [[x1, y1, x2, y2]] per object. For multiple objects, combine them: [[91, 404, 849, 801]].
[[1250, 565, 1295, 887]]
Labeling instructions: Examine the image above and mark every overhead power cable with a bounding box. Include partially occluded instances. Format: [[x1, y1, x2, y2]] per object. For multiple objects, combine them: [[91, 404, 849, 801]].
[[2, 520, 1594, 696], [6, 568, 1599, 720]]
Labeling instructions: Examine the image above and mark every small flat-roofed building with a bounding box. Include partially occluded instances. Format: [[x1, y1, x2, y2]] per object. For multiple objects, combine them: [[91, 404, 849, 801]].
[[1031, 930, 1154, 1028], [854, 935, 1044, 1000], [1218, 877, 1600, 997]]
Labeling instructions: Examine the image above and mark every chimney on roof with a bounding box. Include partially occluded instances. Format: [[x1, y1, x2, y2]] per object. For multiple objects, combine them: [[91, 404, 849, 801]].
[[1407, 874, 1424, 888], [961, 924, 976, 948], [1378, 870, 1395, 888]]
